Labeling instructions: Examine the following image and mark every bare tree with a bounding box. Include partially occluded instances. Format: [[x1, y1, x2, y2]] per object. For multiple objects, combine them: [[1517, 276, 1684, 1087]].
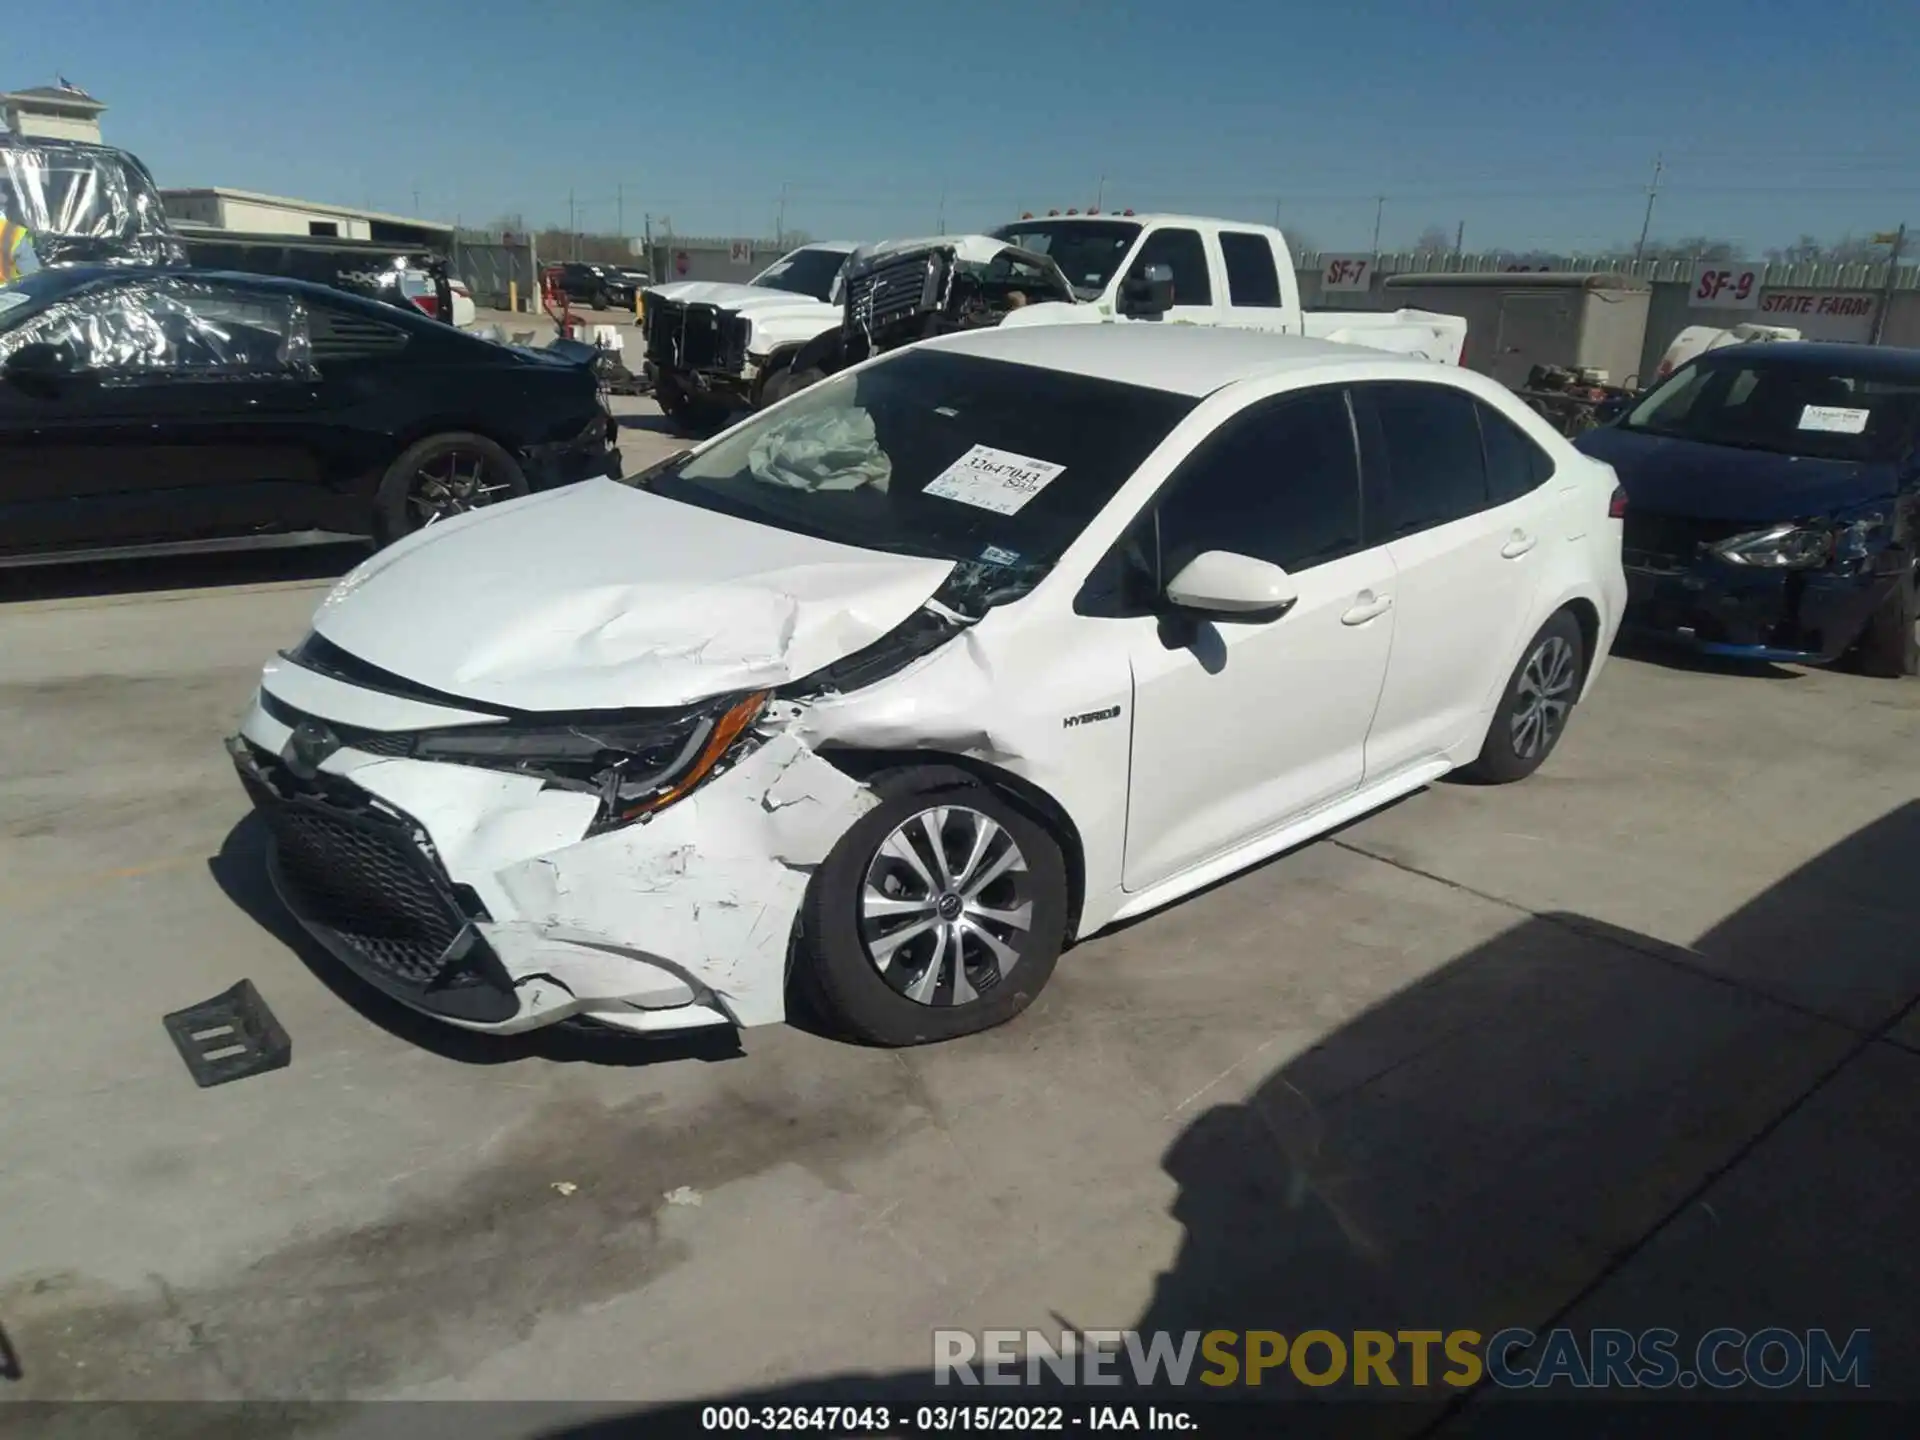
[[1412, 223, 1453, 253], [1627, 235, 1744, 262], [1764, 233, 1890, 265]]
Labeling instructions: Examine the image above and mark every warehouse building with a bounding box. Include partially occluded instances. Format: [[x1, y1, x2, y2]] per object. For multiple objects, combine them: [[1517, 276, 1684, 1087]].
[[160, 187, 453, 249]]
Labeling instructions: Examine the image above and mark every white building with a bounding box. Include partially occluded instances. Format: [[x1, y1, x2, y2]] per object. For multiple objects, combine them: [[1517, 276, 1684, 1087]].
[[160, 187, 453, 248], [0, 84, 107, 143]]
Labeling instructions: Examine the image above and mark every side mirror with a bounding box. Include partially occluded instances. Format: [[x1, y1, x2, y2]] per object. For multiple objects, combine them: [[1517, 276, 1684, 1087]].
[[1165, 550, 1299, 623], [1119, 262, 1175, 317], [2, 341, 92, 391], [3, 341, 88, 385]]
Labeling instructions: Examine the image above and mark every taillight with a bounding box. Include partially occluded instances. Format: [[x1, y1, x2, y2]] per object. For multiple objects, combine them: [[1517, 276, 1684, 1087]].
[[1608, 484, 1628, 519], [408, 294, 438, 318]]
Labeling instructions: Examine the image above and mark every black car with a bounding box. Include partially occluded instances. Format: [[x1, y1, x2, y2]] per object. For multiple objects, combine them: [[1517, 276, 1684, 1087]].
[[1577, 342, 1920, 676], [550, 261, 649, 310], [0, 265, 621, 566]]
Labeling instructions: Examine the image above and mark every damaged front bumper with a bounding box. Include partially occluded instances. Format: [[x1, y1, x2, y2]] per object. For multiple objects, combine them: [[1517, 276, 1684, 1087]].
[[1622, 559, 1898, 664], [524, 416, 623, 491], [228, 681, 874, 1035]]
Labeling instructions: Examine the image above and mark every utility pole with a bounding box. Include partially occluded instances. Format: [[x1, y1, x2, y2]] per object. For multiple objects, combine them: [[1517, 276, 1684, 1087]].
[[568, 188, 577, 260], [1632, 154, 1664, 265], [1454, 220, 1465, 258], [937, 187, 946, 236], [617, 183, 624, 240], [776, 184, 788, 247], [644, 212, 653, 272], [1371, 195, 1385, 254], [411, 186, 421, 215], [1870, 224, 1906, 345], [1096, 175, 1106, 212], [1273, 196, 1282, 228]]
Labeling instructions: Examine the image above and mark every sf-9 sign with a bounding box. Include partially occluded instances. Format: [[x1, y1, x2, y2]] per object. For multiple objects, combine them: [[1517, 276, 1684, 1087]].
[[1690, 263, 1762, 310], [1321, 255, 1373, 292]]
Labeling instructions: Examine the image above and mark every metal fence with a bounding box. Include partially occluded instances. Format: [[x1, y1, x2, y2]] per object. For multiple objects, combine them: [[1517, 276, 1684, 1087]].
[[452, 238, 539, 310]]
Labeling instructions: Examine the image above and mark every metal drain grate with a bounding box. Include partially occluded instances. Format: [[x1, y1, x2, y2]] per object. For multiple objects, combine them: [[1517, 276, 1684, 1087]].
[[162, 980, 292, 1088]]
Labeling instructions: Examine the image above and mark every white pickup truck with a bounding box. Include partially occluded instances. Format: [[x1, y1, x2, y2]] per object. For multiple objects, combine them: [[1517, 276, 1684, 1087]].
[[756, 213, 1467, 408], [640, 241, 859, 430]]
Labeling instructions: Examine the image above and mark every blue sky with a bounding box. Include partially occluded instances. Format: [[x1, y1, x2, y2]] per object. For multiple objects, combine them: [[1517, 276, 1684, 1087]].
[[13, 0, 1918, 255]]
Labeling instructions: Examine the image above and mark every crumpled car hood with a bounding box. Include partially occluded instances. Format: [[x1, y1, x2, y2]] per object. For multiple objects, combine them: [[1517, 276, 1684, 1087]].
[[645, 281, 837, 318], [310, 480, 955, 712]]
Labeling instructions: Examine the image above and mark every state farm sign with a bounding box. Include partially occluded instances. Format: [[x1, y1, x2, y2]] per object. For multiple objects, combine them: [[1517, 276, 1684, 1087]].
[[1755, 291, 1877, 343]]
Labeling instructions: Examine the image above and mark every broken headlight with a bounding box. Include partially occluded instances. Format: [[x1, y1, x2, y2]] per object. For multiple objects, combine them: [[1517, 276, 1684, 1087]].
[[1711, 523, 1834, 570], [406, 691, 768, 821]]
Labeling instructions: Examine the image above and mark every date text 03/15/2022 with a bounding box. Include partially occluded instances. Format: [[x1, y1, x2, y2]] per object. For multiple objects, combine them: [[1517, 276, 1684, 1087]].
[[699, 1403, 1195, 1432]]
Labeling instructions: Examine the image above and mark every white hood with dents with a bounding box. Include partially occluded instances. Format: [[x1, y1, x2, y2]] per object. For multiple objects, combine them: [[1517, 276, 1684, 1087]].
[[310, 479, 955, 712]]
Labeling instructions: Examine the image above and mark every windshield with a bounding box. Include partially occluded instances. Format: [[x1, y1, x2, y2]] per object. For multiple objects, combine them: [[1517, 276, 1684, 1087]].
[[646, 348, 1196, 612], [751, 248, 848, 303], [1622, 354, 1920, 463], [987, 220, 1141, 299]]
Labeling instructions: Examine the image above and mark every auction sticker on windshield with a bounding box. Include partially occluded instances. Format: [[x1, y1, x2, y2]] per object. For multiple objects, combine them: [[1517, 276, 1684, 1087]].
[[924, 445, 1066, 515], [1799, 405, 1871, 434]]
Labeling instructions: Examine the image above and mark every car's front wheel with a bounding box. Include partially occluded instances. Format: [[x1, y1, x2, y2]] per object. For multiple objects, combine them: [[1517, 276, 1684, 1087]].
[[797, 768, 1069, 1046], [1851, 557, 1918, 679], [374, 432, 529, 543], [1460, 609, 1587, 783]]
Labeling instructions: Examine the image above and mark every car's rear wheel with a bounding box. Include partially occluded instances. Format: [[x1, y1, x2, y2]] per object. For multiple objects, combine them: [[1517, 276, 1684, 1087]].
[[374, 432, 528, 544], [1461, 609, 1586, 783], [1851, 558, 1918, 679], [796, 768, 1069, 1046], [591, 287, 610, 310]]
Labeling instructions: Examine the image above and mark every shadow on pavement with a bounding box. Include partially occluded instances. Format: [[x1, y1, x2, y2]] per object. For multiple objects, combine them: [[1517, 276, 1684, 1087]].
[[208, 812, 745, 1069], [0, 544, 364, 607], [1608, 633, 1806, 681], [535, 803, 1920, 1436]]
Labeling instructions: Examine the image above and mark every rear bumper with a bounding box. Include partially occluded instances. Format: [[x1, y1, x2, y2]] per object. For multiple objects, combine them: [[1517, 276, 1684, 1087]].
[[1622, 561, 1896, 664]]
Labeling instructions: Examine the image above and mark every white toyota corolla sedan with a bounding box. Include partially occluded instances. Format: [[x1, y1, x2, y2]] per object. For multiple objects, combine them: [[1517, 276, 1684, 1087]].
[[229, 325, 1627, 1047]]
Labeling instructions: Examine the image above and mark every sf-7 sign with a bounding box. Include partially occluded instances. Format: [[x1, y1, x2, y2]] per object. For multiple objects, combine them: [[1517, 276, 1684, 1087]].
[[1321, 255, 1373, 292]]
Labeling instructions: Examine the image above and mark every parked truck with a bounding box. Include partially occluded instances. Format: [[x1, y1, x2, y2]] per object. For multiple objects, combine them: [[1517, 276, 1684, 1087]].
[[639, 241, 860, 431], [645, 213, 1469, 434]]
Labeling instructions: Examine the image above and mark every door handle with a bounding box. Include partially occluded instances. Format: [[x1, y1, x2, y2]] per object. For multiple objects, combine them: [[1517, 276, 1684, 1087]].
[[1341, 592, 1393, 626], [1500, 530, 1538, 559]]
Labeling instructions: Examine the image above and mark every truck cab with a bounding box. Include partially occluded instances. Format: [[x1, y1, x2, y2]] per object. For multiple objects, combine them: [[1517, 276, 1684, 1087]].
[[988, 213, 1467, 363]]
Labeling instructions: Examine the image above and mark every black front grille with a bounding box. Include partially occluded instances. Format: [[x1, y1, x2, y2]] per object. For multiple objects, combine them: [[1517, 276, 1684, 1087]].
[[1621, 511, 1752, 569], [644, 298, 749, 372], [262, 796, 468, 986], [846, 252, 944, 338]]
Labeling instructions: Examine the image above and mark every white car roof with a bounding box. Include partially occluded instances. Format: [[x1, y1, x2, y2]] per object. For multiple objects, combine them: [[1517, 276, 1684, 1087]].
[[917, 325, 1437, 398]]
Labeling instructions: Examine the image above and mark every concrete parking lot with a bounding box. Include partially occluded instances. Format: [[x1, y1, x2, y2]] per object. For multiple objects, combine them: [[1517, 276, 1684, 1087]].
[[2, 409, 1917, 1431]]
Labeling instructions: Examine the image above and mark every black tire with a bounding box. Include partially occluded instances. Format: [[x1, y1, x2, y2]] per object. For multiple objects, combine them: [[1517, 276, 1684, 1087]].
[[373, 432, 528, 544], [759, 365, 825, 408], [656, 383, 731, 437], [591, 288, 610, 311], [796, 767, 1069, 1047], [1460, 609, 1587, 784], [1850, 560, 1918, 679]]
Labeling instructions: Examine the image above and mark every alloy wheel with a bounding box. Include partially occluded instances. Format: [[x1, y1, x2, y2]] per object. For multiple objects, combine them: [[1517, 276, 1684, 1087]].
[[1511, 634, 1577, 759], [859, 805, 1034, 1007], [406, 448, 515, 528]]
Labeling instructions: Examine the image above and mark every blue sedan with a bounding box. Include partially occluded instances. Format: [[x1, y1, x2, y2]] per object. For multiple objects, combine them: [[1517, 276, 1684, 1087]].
[[1577, 342, 1920, 676]]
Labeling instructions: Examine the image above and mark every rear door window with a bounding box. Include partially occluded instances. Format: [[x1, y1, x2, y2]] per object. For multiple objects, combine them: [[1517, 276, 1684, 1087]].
[[1360, 382, 1491, 536], [1219, 231, 1283, 308]]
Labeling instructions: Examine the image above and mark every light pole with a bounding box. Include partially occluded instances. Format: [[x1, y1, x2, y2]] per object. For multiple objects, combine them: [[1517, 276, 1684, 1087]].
[[1633, 155, 1664, 266], [1370, 195, 1385, 254]]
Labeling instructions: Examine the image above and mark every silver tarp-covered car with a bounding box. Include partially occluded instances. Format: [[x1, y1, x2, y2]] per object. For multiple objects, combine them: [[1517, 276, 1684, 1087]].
[[0, 132, 187, 276]]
